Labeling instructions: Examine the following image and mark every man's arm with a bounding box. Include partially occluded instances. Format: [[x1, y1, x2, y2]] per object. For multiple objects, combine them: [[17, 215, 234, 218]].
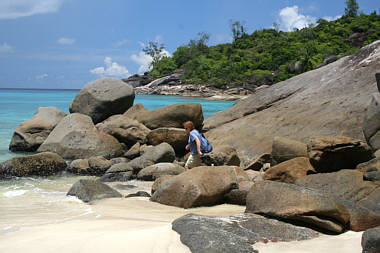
[[195, 137, 203, 156]]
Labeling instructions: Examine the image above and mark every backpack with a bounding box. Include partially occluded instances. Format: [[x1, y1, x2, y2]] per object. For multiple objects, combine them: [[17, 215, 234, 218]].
[[199, 133, 213, 153]]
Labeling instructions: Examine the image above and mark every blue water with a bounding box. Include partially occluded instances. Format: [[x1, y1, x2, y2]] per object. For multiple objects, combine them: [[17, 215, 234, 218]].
[[0, 88, 235, 162]]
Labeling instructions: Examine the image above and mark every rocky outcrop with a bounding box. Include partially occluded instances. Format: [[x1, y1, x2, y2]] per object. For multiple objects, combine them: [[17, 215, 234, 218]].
[[136, 162, 185, 181], [0, 152, 67, 178], [362, 226, 380, 253], [264, 157, 316, 183], [246, 180, 380, 233], [96, 114, 151, 147], [67, 179, 122, 203], [9, 106, 67, 152], [146, 127, 188, 155], [151, 166, 248, 208], [172, 213, 319, 253], [307, 136, 373, 173], [134, 103, 203, 130], [69, 78, 135, 124], [37, 113, 123, 159], [363, 93, 380, 152], [204, 41, 380, 167], [122, 74, 154, 88]]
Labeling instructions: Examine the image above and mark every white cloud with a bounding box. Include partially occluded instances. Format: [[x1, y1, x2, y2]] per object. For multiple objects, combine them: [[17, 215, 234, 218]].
[[90, 57, 130, 78], [130, 49, 171, 74], [279, 6, 316, 31], [57, 37, 75, 45], [0, 42, 14, 53], [0, 0, 65, 19], [131, 52, 152, 74]]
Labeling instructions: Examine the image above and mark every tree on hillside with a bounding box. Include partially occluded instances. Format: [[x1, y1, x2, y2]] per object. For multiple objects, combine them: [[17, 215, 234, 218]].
[[143, 41, 165, 67], [345, 0, 359, 17], [230, 20, 247, 41]]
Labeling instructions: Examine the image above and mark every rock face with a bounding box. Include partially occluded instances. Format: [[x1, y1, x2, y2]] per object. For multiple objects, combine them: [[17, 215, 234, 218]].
[[172, 213, 319, 253], [147, 128, 188, 156], [363, 93, 380, 152], [122, 74, 154, 88], [134, 103, 204, 130], [271, 136, 308, 164], [9, 106, 67, 152], [264, 157, 315, 183], [246, 180, 380, 233], [96, 115, 151, 147], [0, 152, 67, 178], [136, 162, 185, 181], [307, 136, 373, 173], [203, 41, 380, 167], [151, 166, 247, 208], [37, 113, 123, 159], [69, 78, 135, 124], [67, 179, 122, 203], [362, 226, 380, 253]]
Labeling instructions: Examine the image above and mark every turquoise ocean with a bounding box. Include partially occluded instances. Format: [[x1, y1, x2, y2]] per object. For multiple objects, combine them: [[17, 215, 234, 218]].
[[0, 88, 235, 236]]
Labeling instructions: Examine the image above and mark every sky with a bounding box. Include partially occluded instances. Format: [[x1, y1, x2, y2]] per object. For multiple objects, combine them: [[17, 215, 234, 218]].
[[0, 0, 378, 89]]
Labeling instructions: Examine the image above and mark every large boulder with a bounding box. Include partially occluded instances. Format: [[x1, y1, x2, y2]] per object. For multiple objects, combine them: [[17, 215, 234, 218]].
[[246, 180, 380, 233], [172, 213, 319, 253], [147, 127, 188, 156], [264, 157, 316, 183], [134, 103, 203, 130], [307, 136, 373, 173], [151, 166, 248, 208], [295, 170, 380, 214], [9, 106, 67, 152], [96, 114, 150, 147], [363, 93, 380, 151], [362, 226, 380, 253], [0, 152, 67, 178], [69, 78, 135, 124], [271, 136, 308, 164], [203, 41, 380, 167], [67, 179, 122, 203], [137, 162, 185, 181], [201, 145, 241, 166], [37, 113, 123, 159]]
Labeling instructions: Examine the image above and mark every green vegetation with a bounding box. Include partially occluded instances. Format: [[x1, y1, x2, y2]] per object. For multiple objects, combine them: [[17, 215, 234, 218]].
[[146, 10, 380, 89]]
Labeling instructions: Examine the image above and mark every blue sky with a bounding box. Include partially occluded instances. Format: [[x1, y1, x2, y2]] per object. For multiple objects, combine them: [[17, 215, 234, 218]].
[[0, 0, 378, 89]]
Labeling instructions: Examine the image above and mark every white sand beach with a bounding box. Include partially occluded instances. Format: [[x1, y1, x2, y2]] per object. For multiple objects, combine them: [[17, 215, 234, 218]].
[[0, 180, 364, 253]]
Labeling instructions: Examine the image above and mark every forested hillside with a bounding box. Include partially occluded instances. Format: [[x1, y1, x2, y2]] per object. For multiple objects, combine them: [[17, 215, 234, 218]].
[[146, 11, 380, 90]]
